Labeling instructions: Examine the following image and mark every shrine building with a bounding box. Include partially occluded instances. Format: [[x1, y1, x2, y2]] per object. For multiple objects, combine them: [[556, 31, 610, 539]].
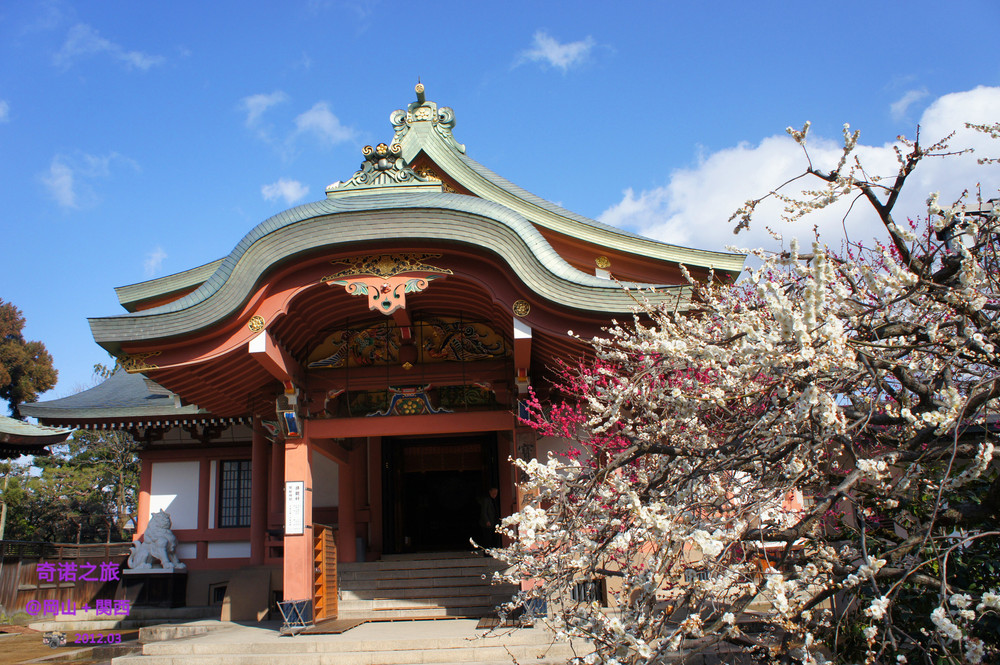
[[23, 85, 744, 616]]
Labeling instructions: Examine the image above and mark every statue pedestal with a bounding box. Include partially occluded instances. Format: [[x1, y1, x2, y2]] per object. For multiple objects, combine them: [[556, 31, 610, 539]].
[[122, 569, 188, 608]]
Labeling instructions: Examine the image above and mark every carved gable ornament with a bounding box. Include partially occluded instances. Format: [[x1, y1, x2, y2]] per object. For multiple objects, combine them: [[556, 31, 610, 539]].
[[390, 82, 466, 154], [320, 253, 453, 315], [326, 142, 437, 198]]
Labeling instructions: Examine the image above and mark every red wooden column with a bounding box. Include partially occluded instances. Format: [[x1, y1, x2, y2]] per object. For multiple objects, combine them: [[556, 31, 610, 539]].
[[282, 429, 313, 601], [269, 435, 284, 529], [196, 457, 211, 562], [135, 456, 152, 540], [337, 450, 357, 564], [250, 419, 268, 565], [367, 437, 383, 557]]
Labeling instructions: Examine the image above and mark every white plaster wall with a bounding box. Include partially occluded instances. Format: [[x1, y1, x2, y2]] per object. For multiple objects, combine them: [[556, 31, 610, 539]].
[[175, 543, 198, 560], [207, 541, 251, 559], [312, 452, 339, 508], [149, 461, 200, 530]]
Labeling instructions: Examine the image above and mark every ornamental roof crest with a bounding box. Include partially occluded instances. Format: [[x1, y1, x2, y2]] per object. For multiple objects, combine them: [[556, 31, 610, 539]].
[[390, 82, 466, 154], [326, 141, 437, 197]]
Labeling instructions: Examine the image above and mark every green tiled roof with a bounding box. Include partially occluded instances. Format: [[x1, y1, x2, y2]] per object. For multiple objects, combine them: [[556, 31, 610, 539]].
[[90, 88, 742, 353], [89, 192, 694, 352]]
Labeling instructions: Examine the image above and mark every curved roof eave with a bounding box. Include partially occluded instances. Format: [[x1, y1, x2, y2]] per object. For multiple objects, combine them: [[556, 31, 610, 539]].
[[88, 192, 693, 349], [114, 259, 227, 311], [397, 122, 746, 274]]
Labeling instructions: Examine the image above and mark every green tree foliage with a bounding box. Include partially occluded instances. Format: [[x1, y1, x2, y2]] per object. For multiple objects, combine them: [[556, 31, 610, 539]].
[[1, 428, 140, 543], [0, 299, 57, 418]]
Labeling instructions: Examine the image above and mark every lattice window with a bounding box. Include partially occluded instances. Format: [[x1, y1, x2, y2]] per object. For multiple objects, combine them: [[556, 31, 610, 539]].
[[219, 460, 252, 528]]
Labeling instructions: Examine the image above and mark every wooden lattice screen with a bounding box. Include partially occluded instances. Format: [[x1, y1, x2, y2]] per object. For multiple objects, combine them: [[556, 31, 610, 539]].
[[312, 525, 338, 621]]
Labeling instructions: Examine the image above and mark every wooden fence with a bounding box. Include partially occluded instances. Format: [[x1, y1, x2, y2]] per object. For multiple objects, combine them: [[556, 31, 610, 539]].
[[0, 540, 132, 616]]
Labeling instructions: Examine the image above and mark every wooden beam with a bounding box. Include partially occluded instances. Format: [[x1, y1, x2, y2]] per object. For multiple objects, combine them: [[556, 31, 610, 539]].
[[307, 410, 515, 438], [307, 360, 510, 393], [311, 437, 351, 465], [249, 331, 304, 386]]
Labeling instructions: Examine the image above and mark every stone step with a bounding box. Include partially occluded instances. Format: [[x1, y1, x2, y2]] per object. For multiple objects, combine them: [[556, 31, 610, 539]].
[[340, 573, 504, 589], [339, 594, 513, 612], [341, 583, 517, 601], [338, 566, 508, 582], [117, 629, 580, 664], [339, 557, 506, 574], [336, 606, 498, 620], [115, 644, 579, 665]]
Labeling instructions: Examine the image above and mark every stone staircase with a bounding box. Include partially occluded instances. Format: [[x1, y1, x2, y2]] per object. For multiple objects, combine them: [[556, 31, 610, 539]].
[[337, 552, 519, 620]]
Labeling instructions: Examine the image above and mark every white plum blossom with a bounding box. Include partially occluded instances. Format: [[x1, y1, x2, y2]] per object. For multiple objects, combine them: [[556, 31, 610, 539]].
[[864, 596, 890, 620], [492, 122, 1000, 665]]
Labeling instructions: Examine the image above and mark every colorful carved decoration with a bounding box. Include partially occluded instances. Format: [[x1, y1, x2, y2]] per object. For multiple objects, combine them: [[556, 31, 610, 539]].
[[309, 324, 400, 369], [512, 300, 531, 317], [367, 385, 452, 418], [324, 254, 453, 280], [120, 351, 161, 373], [260, 420, 280, 441], [595, 256, 612, 269], [308, 317, 508, 369], [321, 253, 453, 316], [414, 165, 457, 193], [422, 317, 505, 361], [247, 315, 265, 332]]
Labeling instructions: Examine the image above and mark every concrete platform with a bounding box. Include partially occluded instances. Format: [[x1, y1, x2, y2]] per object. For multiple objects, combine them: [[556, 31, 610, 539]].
[[112, 618, 590, 665]]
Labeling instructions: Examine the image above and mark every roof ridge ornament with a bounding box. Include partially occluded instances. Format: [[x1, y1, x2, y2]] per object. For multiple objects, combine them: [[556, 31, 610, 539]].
[[326, 141, 439, 197], [390, 82, 466, 154]]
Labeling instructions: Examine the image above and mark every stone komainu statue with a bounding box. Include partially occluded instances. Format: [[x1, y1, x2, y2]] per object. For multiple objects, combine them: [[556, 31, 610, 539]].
[[127, 510, 187, 571]]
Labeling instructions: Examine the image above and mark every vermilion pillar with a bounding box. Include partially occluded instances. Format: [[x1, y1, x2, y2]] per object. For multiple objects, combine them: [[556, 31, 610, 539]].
[[250, 420, 268, 565], [135, 457, 152, 540], [269, 435, 283, 528], [337, 452, 357, 564], [282, 429, 313, 601]]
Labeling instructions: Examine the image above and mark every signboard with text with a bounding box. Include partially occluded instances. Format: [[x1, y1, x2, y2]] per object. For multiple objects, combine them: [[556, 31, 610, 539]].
[[285, 481, 305, 535]]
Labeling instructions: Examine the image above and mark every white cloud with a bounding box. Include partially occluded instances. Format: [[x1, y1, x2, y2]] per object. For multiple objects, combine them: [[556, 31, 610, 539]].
[[262, 178, 309, 205], [598, 86, 1000, 259], [54, 23, 165, 71], [518, 31, 596, 72], [0, 99, 9, 123], [890, 88, 929, 121], [144, 247, 167, 277], [241, 91, 289, 127], [40, 151, 139, 209], [294, 102, 356, 145], [41, 158, 77, 208]]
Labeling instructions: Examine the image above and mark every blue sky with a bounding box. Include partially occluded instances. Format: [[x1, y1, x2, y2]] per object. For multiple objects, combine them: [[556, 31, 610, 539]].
[[2, 0, 999, 403]]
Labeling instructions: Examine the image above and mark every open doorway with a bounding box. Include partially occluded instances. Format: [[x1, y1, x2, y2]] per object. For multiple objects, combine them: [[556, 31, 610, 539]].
[[382, 433, 498, 553]]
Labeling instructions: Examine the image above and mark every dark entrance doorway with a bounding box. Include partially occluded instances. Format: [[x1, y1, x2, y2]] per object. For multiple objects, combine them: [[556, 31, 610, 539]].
[[382, 433, 499, 553]]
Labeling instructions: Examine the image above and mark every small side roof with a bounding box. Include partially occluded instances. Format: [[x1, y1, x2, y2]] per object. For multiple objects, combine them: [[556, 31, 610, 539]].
[[20, 368, 209, 428], [0, 416, 72, 458]]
